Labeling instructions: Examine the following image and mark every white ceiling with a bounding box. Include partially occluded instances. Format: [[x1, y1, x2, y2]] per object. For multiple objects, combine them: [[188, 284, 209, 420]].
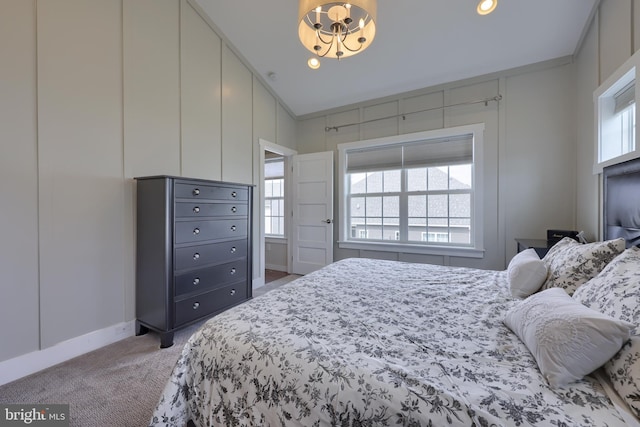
[[194, 0, 599, 117]]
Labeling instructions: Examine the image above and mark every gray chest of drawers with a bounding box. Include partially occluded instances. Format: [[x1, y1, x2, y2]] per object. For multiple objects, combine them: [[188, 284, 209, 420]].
[[134, 175, 253, 347]]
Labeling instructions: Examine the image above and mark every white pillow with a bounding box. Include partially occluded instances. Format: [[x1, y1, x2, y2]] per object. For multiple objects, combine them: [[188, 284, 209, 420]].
[[504, 287, 634, 388], [507, 248, 547, 298]]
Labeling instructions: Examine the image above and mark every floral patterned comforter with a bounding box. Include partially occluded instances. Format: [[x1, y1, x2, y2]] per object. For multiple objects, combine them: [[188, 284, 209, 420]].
[[150, 258, 631, 426]]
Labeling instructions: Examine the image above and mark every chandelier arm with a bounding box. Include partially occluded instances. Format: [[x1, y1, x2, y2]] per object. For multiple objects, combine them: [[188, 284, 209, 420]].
[[315, 34, 337, 57], [340, 21, 366, 52], [316, 31, 334, 45], [342, 45, 363, 53], [342, 36, 364, 53]]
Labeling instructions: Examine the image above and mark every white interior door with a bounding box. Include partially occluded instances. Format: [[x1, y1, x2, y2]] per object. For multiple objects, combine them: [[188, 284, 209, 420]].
[[291, 151, 334, 275]]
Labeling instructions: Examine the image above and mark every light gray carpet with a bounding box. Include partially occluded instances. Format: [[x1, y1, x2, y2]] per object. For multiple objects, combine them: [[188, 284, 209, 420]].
[[0, 275, 300, 427]]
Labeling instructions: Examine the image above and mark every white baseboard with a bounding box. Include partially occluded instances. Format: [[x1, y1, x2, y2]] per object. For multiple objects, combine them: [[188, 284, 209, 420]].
[[0, 320, 135, 386], [265, 263, 287, 272], [252, 276, 265, 289]]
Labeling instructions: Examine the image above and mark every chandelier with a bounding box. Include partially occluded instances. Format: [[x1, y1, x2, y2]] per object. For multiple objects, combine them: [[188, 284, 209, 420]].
[[298, 0, 377, 60]]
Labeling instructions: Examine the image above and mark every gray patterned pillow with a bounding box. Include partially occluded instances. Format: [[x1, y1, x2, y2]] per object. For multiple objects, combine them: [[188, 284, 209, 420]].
[[540, 237, 625, 295], [573, 246, 640, 417]]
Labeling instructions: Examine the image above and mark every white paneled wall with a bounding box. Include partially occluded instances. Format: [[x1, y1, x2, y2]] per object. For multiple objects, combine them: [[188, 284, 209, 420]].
[[180, 0, 222, 181], [222, 46, 253, 185], [574, 17, 600, 242], [599, 0, 632, 82], [0, 0, 39, 362], [400, 92, 444, 134], [503, 66, 576, 261], [277, 103, 298, 152], [0, 0, 294, 378], [37, 0, 126, 348], [123, 0, 181, 179]]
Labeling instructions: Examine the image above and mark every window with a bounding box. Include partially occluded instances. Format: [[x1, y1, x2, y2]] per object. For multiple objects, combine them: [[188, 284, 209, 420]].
[[598, 78, 636, 166], [338, 124, 484, 257], [265, 157, 285, 237], [422, 231, 449, 242], [603, 82, 635, 162], [594, 50, 640, 173]]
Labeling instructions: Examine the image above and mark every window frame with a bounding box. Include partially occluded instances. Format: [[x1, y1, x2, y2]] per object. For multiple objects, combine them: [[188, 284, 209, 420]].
[[337, 124, 485, 258], [594, 50, 640, 174], [264, 157, 286, 238]]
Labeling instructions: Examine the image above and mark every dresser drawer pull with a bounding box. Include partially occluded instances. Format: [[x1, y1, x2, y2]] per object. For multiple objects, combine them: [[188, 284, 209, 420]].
[[231, 206, 237, 213], [192, 302, 200, 310], [193, 188, 200, 196], [193, 228, 200, 235], [193, 253, 200, 260], [193, 277, 200, 285], [231, 225, 237, 231], [231, 191, 237, 198], [230, 268, 236, 275], [230, 246, 237, 253], [193, 206, 200, 213], [230, 289, 236, 296]]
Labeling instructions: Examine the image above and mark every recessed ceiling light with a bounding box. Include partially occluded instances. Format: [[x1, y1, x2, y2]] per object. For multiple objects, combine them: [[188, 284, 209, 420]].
[[308, 57, 321, 70], [477, 0, 497, 15]]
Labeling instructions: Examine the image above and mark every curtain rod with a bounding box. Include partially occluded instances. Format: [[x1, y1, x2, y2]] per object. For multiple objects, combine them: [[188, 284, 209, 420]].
[[324, 94, 502, 132]]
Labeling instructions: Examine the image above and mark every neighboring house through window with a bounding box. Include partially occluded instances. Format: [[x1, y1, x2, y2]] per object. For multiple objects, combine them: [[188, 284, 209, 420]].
[[265, 156, 285, 237], [338, 124, 484, 258]]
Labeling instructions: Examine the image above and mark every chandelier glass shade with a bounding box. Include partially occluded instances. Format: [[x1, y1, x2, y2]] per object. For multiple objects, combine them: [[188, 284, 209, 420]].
[[298, 0, 377, 60]]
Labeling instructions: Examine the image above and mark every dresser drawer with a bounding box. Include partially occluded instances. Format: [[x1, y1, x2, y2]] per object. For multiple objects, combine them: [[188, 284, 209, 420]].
[[175, 259, 247, 297], [175, 182, 248, 202], [174, 239, 247, 271], [174, 283, 248, 327], [175, 201, 248, 218], [175, 219, 248, 244]]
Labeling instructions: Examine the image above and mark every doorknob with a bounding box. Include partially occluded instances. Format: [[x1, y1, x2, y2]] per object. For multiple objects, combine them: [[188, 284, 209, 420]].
[[323, 219, 333, 224]]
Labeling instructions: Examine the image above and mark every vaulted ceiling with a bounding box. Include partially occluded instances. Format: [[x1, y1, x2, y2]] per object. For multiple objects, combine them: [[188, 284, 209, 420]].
[[194, 0, 599, 117]]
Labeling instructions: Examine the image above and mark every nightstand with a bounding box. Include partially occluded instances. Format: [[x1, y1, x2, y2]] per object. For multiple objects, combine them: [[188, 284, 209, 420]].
[[515, 238, 550, 258]]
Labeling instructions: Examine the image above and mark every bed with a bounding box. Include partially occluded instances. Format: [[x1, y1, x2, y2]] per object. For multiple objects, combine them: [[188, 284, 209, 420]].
[[149, 158, 640, 427]]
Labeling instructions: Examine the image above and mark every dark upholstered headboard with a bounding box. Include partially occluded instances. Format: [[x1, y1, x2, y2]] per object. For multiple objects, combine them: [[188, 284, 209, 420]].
[[603, 157, 640, 247]]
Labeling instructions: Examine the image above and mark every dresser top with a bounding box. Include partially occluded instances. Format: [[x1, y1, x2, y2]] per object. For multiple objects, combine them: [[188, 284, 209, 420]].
[[134, 175, 254, 187]]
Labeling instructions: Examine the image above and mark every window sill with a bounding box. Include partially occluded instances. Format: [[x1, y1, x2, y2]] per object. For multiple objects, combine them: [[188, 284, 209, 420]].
[[338, 240, 485, 258], [265, 236, 287, 244], [593, 151, 640, 174]]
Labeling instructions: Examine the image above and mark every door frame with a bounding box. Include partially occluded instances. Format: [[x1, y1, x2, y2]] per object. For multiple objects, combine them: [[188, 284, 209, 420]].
[[258, 139, 297, 287]]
